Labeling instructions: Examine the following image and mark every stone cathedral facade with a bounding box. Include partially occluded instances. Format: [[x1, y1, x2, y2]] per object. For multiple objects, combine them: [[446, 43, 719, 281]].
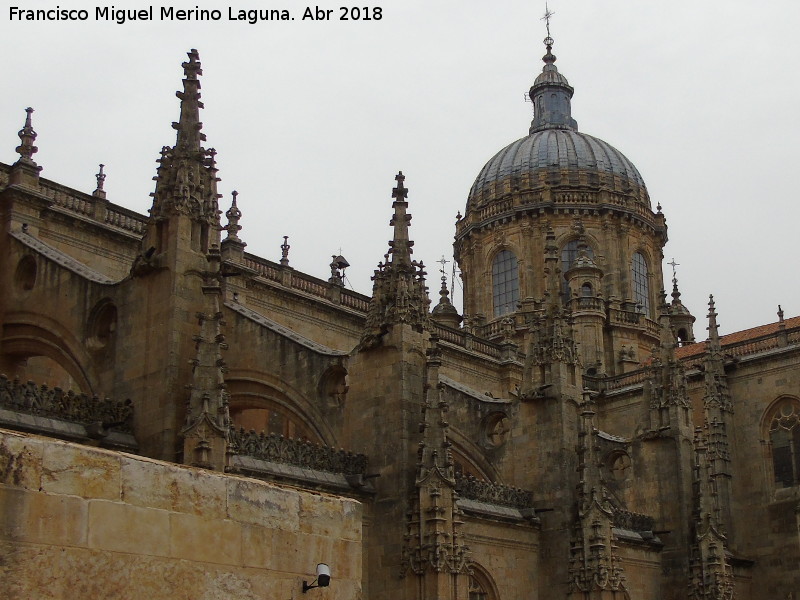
[[1, 39, 799, 600]]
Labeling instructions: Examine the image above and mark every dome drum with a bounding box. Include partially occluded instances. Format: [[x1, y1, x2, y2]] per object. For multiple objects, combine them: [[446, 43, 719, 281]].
[[455, 190, 664, 245]]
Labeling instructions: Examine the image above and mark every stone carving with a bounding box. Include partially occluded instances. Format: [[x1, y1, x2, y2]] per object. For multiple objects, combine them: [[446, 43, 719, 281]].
[[688, 427, 736, 600], [455, 473, 533, 509], [229, 428, 368, 475], [0, 374, 133, 433], [401, 338, 471, 583], [611, 507, 654, 532], [569, 401, 629, 598]]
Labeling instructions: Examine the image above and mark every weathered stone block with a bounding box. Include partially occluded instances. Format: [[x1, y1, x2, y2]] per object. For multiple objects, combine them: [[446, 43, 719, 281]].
[[41, 441, 120, 500], [121, 456, 226, 518], [87, 499, 170, 556], [170, 511, 242, 565], [226, 476, 300, 530], [0, 487, 87, 546], [0, 430, 43, 490]]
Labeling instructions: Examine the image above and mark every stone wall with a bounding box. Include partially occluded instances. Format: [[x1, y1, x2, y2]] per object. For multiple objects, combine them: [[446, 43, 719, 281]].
[[0, 428, 362, 600]]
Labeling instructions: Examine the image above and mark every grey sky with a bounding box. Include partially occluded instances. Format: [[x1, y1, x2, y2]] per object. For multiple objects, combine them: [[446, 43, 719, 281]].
[[2, 0, 798, 335]]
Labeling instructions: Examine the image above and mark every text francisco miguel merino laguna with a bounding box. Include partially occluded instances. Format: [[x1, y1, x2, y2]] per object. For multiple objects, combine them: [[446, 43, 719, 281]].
[[8, 5, 383, 24]]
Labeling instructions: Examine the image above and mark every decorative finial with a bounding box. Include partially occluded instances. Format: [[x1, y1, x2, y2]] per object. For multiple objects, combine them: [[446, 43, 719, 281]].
[[436, 255, 450, 279], [93, 164, 107, 198], [656, 202, 663, 214], [224, 191, 243, 242], [455, 211, 462, 221], [778, 305, 785, 323], [15, 107, 39, 166], [541, 3, 556, 63], [280, 235, 291, 266], [667, 258, 680, 285], [541, 3, 555, 41], [392, 171, 408, 201]]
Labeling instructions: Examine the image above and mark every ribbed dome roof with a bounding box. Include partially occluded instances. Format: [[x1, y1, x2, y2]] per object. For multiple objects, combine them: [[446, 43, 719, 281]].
[[464, 36, 650, 214], [467, 129, 649, 208]]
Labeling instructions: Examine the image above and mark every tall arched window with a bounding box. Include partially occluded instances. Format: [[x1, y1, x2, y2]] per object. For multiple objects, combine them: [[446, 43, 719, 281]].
[[492, 250, 519, 317], [631, 252, 650, 315], [561, 240, 594, 301], [767, 398, 800, 487]]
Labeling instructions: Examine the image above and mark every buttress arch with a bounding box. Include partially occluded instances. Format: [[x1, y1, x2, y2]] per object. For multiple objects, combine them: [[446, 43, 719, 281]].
[[0, 312, 98, 394]]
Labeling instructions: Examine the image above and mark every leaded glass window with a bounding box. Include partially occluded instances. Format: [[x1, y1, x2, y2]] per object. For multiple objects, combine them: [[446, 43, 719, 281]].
[[492, 250, 519, 317], [631, 252, 650, 315], [769, 398, 800, 488]]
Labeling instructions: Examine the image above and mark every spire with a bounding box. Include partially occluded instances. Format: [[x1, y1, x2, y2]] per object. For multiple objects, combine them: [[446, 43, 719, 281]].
[[147, 50, 222, 238], [93, 164, 107, 199], [360, 173, 431, 348], [389, 171, 413, 267], [528, 12, 578, 134], [706, 295, 721, 353], [173, 49, 206, 152]]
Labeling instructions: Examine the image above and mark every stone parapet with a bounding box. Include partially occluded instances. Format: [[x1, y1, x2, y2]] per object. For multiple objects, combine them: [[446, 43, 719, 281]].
[[0, 375, 133, 437]]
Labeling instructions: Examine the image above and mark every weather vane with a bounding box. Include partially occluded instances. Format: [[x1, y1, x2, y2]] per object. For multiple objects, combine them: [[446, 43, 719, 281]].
[[541, 3, 554, 39]]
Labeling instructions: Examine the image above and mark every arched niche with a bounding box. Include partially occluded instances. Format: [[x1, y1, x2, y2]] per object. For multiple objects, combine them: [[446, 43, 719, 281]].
[[226, 376, 331, 446]]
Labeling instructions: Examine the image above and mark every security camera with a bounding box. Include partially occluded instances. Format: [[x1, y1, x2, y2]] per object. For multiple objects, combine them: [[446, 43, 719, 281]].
[[316, 563, 331, 587], [302, 563, 331, 593]]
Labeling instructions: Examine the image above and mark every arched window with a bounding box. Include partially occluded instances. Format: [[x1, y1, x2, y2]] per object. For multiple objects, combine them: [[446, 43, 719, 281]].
[[468, 565, 498, 600], [492, 250, 519, 317], [767, 398, 800, 487], [581, 282, 593, 297], [631, 252, 650, 315], [469, 576, 488, 600], [561, 240, 594, 300]]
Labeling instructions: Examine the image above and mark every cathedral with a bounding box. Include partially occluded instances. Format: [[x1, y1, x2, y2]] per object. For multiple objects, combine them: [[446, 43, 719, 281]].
[[1, 32, 798, 600]]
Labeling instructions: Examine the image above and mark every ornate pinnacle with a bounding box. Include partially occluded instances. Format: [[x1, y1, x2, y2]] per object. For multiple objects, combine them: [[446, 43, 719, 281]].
[[707, 295, 721, 350], [224, 191, 242, 242], [388, 171, 413, 267], [173, 49, 206, 151], [15, 107, 40, 167], [93, 164, 107, 198], [280, 236, 291, 266], [146, 49, 222, 234]]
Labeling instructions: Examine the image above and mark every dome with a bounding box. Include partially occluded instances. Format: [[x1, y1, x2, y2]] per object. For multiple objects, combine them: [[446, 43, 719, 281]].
[[467, 129, 649, 211], [463, 36, 650, 218]]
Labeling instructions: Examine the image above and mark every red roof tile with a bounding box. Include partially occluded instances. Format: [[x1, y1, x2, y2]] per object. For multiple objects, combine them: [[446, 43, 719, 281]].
[[676, 315, 800, 360]]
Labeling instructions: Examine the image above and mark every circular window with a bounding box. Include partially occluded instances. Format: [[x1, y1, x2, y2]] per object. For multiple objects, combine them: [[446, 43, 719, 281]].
[[14, 256, 37, 291], [484, 413, 511, 448], [608, 452, 632, 481]]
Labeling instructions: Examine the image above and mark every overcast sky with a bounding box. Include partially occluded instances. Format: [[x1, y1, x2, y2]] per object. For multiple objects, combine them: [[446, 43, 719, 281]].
[[2, 0, 798, 336]]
